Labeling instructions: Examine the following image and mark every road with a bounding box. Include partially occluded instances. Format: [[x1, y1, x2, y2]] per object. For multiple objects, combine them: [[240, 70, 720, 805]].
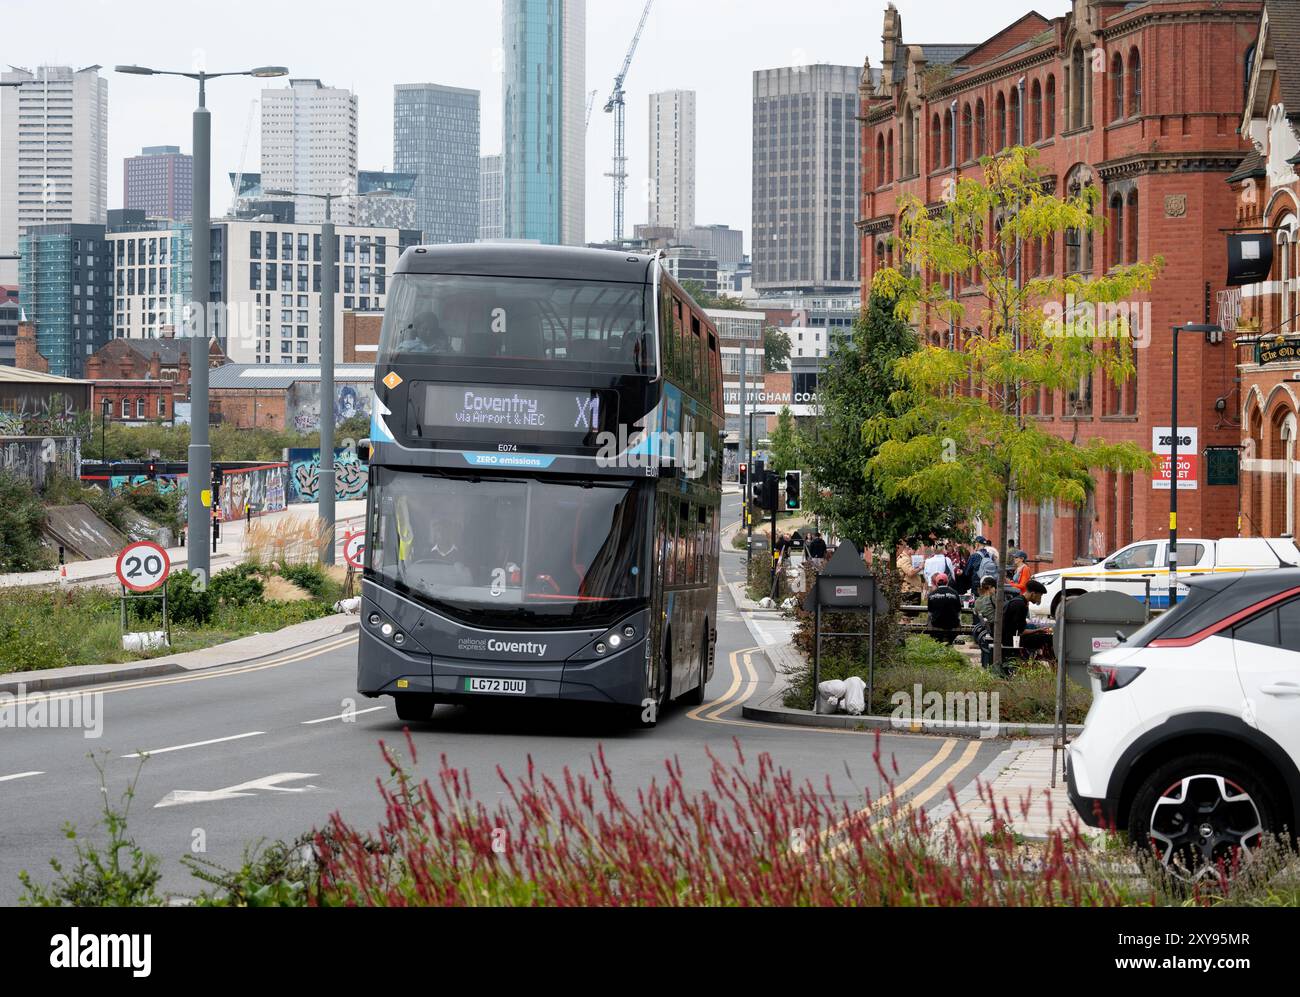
[[0, 493, 1003, 902]]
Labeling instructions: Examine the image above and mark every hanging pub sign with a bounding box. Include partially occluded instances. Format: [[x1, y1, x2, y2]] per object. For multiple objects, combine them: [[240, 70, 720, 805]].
[[1226, 232, 1274, 287], [1256, 336, 1300, 365]]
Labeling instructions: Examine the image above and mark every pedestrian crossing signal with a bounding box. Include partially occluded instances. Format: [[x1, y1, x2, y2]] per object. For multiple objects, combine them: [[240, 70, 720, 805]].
[[739, 462, 748, 485]]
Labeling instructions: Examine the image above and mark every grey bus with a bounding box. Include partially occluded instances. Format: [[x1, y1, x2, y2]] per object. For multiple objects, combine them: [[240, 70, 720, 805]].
[[357, 244, 724, 727]]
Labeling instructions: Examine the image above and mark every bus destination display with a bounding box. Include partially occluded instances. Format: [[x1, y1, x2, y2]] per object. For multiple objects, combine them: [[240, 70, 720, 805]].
[[422, 384, 608, 436]]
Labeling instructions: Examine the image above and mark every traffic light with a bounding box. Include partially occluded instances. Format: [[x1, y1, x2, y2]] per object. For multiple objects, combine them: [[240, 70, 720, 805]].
[[763, 471, 779, 512], [211, 465, 224, 500], [739, 462, 748, 486], [749, 460, 767, 510], [785, 470, 802, 511], [145, 460, 158, 480]]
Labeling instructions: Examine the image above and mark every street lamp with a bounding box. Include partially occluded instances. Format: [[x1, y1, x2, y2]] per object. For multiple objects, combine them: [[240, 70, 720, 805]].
[[263, 186, 389, 565], [1166, 322, 1222, 607], [115, 64, 288, 583]]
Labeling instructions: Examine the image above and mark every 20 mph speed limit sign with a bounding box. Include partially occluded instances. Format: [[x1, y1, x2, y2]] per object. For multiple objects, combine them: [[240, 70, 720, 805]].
[[115, 540, 171, 593]]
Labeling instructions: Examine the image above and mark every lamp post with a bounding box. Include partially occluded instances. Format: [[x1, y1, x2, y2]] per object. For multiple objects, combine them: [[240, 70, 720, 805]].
[[115, 64, 288, 584], [264, 187, 389, 565], [1166, 323, 1222, 607]]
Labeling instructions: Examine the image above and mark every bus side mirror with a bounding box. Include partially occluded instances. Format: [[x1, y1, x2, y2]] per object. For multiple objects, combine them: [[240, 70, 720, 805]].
[[357, 439, 372, 462]]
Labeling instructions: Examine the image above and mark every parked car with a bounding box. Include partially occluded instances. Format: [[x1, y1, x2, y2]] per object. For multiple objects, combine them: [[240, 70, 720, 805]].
[[1032, 537, 1300, 617], [1067, 568, 1300, 880]]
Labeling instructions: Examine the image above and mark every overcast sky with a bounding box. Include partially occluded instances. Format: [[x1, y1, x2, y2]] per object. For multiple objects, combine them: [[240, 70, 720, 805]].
[[4, 0, 1060, 249]]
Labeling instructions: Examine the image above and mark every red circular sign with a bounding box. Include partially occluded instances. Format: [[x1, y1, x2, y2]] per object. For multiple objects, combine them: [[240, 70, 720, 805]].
[[342, 531, 366, 569], [115, 540, 172, 592]]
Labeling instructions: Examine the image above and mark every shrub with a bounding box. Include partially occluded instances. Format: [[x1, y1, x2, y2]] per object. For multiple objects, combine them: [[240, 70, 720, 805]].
[[210, 563, 265, 607], [159, 569, 215, 626], [0, 612, 71, 672], [0, 471, 52, 572], [279, 562, 327, 599]]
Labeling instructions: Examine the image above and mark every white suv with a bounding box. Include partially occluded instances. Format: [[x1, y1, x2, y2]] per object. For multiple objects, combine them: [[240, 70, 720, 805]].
[[1068, 568, 1300, 879]]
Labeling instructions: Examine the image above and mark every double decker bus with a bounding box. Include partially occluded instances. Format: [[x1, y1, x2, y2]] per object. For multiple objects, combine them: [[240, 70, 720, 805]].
[[357, 244, 723, 727]]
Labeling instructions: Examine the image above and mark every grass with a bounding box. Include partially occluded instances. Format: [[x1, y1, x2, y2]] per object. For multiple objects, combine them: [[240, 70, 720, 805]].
[[0, 569, 343, 674]]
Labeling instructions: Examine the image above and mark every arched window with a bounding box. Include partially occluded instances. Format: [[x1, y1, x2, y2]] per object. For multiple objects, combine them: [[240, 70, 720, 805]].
[[975, 98, 986, 154], [944, 107, 954, 167], [1009, 87, 1022, 145], [1126, 190, 1139, 263], [1128, 48, 1142, 116], [876, 133, 886, 186], [962, 103, 973, 161], [1045, 75, 1056, 136], [1030, 80, 1043, 142], [120, 398, 130, 419], [887, 131, 894, 182], [1071, 43, 1087, 129], [1110, 53, 1125, 121], [1110, 193, 1125, 264], [931, 112, 942, 171], [1066, 167, 1095, 273], [996, 92, 1007, 149], [1043, 234, 1056, 275]]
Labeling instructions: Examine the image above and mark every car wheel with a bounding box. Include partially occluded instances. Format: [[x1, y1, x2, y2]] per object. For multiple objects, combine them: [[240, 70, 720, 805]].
[[1128, 753, 1279, 882], [393, 693, 436, 723]]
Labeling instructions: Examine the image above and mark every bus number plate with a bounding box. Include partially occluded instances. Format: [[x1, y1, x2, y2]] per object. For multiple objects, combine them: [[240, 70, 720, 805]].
[[465, 677, 527, 695]]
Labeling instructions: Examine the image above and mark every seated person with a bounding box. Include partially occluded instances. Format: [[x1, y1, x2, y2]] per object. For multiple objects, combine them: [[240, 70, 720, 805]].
[[1002, 579, 1054, 658], [972, 576, 997, 626], [394, 312, 449, 354], [926, 572, 962, 644]]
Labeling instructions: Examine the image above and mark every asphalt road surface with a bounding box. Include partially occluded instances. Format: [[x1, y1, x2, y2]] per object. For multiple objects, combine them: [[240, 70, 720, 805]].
[[0, 493, 1003, 902]]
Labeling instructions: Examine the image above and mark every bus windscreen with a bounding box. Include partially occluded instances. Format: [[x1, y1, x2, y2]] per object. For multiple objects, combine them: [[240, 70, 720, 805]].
[[378, 274, 654, 375]]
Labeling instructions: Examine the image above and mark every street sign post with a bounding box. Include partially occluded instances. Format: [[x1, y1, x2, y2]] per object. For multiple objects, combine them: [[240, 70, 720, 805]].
[[115, 540, 172, 642], [342, 531, 366, 596], [802, 541, 887, 713]]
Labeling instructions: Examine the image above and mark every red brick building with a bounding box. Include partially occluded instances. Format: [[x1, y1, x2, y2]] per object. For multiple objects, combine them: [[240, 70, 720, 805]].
[[1227, 0, 1300, 538], [342, 310, 383, 363], [859, 0, 1262, 568], [83, 336, 222, 426]]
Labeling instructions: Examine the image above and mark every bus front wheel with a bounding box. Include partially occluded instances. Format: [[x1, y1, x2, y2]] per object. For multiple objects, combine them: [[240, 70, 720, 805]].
[[393, 693, 436, 723], [629, 640, 670, 729]]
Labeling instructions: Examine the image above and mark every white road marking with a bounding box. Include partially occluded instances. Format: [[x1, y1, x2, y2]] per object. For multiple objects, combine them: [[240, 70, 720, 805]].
[[154, 771, 319, 809], [122, 730, 264, 759], [299, 706, 385, 725], [0, 771, 43, 783]]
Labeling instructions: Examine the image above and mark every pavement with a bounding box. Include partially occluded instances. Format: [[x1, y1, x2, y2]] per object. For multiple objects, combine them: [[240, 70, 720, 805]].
[[928, 739, 1079, 840], [0, 499, 368, 590]]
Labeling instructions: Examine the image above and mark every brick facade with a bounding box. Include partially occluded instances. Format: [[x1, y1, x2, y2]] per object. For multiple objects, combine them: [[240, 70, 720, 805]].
[[859, 0, 1262, 569], [342, 310, 383, 363]]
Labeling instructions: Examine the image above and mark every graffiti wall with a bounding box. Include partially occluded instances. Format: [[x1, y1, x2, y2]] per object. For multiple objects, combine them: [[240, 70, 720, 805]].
[[286, 381, 373, 434], [97, 464, 288, 521], [287, 448, 368, 504], [0, 387, 89, 437], [0, 435, 81, 491]]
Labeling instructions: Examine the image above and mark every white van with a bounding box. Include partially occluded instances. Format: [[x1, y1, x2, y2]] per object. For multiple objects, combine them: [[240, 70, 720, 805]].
[[1031, 537, 1300, 616]]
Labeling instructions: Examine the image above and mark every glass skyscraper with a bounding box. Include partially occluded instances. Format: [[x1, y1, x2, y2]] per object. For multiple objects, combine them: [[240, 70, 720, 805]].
[[18, 223, 113, 377], [502, 0, 585, 246], [393, 84, 481, 244]]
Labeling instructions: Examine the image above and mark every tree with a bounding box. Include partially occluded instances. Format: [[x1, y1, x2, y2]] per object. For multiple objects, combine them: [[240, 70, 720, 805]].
[[763, 326, 791, 371], [767, 406, 798, 477], [868, 147, 1163, 667], [802, 291, 960, 553], [680, 278, 748, 312]]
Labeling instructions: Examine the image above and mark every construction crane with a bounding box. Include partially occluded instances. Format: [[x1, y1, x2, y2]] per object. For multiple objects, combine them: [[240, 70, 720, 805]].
[[603, 0, 654, 242], [585, 88, 598, 129], [230, 98, 259, 215]]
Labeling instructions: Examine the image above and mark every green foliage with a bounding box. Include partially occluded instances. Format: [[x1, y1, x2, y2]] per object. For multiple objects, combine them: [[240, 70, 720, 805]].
[[85, 415, 373, 465], [0, 610, 71, 671], [767, 406, 799, 477], [278, 562, 328, 598], [679, 278, 749, 312], [763, 326, 792, 371], [161, 569, 215, 626], [0, 471, 52, 572], [901, 634, 971, 672], [186, 837, 316, 907], [210, 563, 265, 607], [19, 757, 162, 908], [801, 292, 962, 554]]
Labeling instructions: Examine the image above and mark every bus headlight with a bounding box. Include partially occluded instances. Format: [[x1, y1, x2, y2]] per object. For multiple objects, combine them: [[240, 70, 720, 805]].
[[393, 632, 405, 646], [381, 623, 394, 637], [623, 625, 635, 638], [595, 641, 607, 655], [608, 634, 622, 648], [369, 612, 381, 626]]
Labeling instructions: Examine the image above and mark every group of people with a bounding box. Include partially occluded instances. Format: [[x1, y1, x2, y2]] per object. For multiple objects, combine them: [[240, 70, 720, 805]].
[[899, 536, 1054, 668]]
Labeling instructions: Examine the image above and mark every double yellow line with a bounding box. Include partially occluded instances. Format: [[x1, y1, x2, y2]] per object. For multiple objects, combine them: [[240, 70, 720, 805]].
[[5, 632, 358, 706], [688, 636, 985, 841]]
